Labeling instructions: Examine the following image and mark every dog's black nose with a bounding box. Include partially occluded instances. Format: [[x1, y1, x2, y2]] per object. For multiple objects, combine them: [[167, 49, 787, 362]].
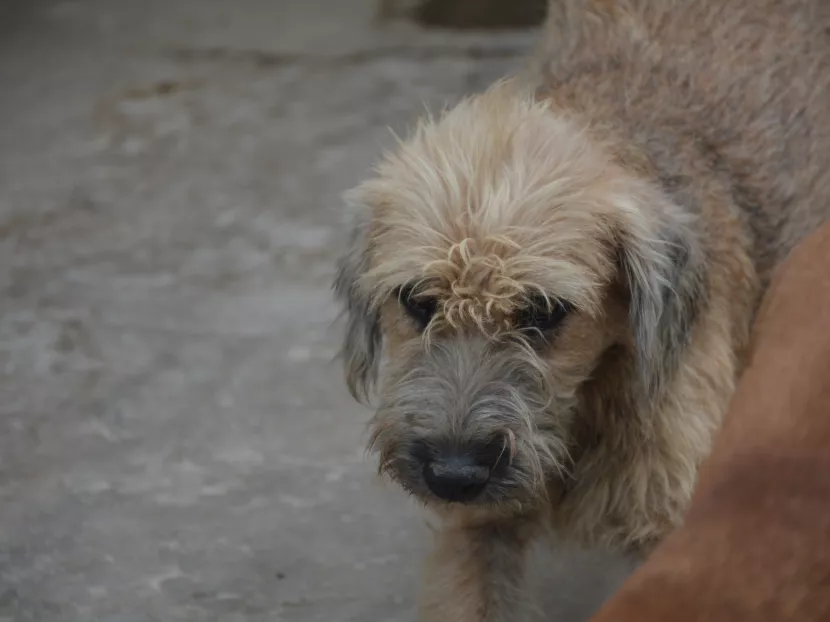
[[423, 453, 490, 503]]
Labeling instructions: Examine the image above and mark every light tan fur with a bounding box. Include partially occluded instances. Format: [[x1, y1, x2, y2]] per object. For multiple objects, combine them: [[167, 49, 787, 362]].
[[334, 1, 830, 620]]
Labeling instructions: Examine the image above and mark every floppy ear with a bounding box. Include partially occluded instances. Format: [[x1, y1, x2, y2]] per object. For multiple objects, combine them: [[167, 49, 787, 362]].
[[621, 208, 707, 405], [333, 209, 381, 404]]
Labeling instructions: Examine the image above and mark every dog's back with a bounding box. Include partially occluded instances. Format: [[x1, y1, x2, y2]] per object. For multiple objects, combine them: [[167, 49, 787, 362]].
[[534, 0, 830, 281], [587, 220, 830, 622]]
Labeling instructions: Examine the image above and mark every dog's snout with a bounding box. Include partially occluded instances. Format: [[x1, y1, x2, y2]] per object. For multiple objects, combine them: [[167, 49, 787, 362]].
[[423, 452, 491, 503]]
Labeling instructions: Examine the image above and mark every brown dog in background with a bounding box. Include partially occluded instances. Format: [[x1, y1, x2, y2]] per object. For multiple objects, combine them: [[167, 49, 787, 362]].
[[588, 220, 830, 622], [334, 1, 830, 620]]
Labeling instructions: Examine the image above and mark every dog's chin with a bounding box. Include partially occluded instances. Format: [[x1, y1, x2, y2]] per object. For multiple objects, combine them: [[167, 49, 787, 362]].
[[423, 485, 545, 522]]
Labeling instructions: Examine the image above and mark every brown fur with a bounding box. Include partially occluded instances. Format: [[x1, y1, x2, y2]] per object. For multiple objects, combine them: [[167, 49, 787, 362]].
[[589, 219, 830, 622], [334, 1, 830, 620]]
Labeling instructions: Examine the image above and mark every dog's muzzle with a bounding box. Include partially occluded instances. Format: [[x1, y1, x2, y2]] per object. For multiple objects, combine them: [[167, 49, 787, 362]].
[[422, 450, 492, 502], [374, 336, 553, 505]]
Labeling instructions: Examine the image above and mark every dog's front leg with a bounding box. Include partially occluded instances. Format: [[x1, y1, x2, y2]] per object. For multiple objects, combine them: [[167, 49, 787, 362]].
[[420, 518, 535, 622]]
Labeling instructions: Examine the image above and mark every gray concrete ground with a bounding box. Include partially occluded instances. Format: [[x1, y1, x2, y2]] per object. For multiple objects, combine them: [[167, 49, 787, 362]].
[[0, 1, 637, 620]]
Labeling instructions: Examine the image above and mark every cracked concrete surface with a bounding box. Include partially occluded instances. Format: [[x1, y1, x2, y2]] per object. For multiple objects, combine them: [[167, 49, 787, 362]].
[[0, 1, 637, 620]]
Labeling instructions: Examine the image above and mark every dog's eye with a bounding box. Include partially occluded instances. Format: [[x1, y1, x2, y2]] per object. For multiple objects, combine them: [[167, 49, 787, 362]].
[[516, 296, 572, 333], [397, 286, 438, 331]]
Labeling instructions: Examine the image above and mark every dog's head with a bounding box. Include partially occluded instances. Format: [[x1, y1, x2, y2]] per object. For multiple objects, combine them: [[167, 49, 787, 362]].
[[334, 81, 705, 515]]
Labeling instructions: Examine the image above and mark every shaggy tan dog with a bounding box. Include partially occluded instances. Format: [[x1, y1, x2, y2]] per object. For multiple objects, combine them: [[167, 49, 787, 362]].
[[334, 1, 830, 620], [589, 219, 830, 622]]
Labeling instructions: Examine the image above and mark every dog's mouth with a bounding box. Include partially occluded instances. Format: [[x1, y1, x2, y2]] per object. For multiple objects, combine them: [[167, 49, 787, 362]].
[[374, 440, 555, 510], [411, 435, 518, 502], [421, 457, 492, 503]]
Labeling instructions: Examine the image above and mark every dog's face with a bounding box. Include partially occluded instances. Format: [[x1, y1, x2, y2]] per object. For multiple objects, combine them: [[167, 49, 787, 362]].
[[335, 82, 704, 514]]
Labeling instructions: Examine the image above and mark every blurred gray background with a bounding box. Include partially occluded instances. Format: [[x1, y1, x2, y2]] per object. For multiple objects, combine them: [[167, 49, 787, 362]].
[[0, 1, 636, 620]]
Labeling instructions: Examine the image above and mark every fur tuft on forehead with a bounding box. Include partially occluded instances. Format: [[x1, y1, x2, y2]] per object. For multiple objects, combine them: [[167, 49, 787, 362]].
[[345, 79, 666, 331]]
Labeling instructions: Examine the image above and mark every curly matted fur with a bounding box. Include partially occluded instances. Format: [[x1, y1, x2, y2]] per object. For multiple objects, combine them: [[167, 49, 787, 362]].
[[334, 1, 830, 620]]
